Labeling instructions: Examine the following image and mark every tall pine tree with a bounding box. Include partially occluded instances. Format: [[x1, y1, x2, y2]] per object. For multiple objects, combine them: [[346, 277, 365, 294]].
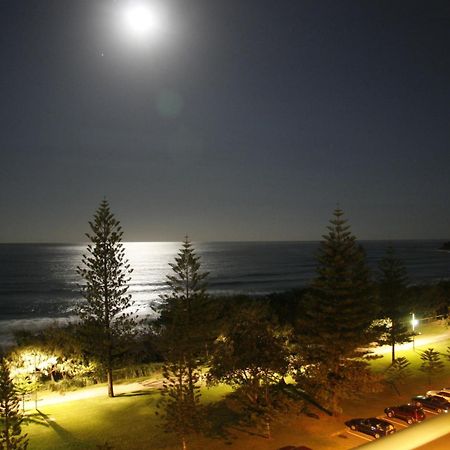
[[296, 208, 380, 414], [76, 199, 136, 398], [157, 237, 208, 450], [377, 246, 412, 362], [0, 357, 29, 450]]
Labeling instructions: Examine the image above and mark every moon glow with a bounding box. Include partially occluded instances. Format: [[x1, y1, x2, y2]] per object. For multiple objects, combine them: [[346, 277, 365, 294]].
[[122, 2, 165, 39]]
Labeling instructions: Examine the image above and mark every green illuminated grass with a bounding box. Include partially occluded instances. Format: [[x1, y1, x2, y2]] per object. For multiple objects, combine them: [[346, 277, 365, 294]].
[[24, 382, 353, 450], [24, 384, 241, 450], [25, 389, 163, 450]]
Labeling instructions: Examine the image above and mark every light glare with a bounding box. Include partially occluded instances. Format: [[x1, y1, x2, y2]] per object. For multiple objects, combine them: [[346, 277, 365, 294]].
[[411, 313, 419, 330], [122, 3, 165, 39]]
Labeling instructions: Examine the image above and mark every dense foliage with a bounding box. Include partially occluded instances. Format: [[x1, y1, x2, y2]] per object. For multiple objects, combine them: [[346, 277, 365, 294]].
[[208, 304, 289, 438], [384, 357, 411, 395], [420, 348, 445, 384], [76, 199, 136, 397], [377, 246, 413, 362], [294, 208, 381, 414], [0, 357, 28, 450], [157, 237, 209, 450]]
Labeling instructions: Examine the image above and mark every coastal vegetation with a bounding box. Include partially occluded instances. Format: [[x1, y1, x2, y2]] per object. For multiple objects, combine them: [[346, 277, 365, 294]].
[[9, 330, 450, 450], [1, 202, 450, 449], [376, 246, 413, 362], [293, 208, 380, 415], [156, 237, 209, 450], [207, 303, 290, 439], [419, 348, 445, 385], [0, 356, 29, 449], [76, 200, 137, 398]]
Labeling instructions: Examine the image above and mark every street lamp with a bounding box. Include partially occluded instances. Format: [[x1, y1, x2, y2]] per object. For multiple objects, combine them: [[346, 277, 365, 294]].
[[411, 313, 419, 351]]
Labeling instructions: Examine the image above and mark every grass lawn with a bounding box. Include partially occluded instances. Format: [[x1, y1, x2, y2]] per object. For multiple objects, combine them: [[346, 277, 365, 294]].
[[23, 386, 354, 450], [24, 388, 164, 450], [23, 321, 450, 450]]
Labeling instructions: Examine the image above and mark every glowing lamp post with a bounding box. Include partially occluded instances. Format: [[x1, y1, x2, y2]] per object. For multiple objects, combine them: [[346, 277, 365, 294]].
[[411, 313, 419, 351]]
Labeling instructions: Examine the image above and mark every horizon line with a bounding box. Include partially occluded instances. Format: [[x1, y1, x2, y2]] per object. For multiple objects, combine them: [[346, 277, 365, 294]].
[[0, 238, 448, 245]]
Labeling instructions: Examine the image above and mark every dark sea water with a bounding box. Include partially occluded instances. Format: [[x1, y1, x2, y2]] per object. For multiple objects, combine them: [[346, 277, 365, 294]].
[[0, 241, 449, 342]]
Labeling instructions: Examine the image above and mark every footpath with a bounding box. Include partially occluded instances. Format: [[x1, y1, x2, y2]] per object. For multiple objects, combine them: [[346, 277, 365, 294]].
[[24, 378, 163, 410], [24, 322, 450, 410], [375, 326, 450, 355]]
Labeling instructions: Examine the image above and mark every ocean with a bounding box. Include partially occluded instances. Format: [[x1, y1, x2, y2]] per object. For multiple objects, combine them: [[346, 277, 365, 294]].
[[0, 240, 449, 343]]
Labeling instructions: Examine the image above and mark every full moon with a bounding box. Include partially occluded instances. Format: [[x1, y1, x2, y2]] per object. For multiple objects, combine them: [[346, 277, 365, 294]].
[[122, 2, 166, 39]]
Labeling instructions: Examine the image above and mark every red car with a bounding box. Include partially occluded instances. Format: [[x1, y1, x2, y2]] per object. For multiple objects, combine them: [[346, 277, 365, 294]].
[[384, 404, 426, 424]]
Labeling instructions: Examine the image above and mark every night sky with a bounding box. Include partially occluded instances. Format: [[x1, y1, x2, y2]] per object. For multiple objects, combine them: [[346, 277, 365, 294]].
[[1, 0, 449, 242]]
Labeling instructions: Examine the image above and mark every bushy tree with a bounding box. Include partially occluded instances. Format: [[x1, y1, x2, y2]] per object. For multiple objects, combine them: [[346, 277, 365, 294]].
[[295, 208, 380, 414], [157, 237, 208, 450], [377, 246, 413, 362], [76, 199, 136, 397], [9, 345, 96, 394], [428, 281, 450, 319], [420, 348, 444, 385], [0, 357, 29, 450], [208, 304, 289, 439]]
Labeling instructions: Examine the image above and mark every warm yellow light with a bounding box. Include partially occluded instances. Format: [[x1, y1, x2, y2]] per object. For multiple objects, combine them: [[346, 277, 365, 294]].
[[10, 349, 58, 378], [411, 313, 419, 331]]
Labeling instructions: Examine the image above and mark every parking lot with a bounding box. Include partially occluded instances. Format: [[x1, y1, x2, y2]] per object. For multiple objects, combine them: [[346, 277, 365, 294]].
[[331, 407, 442, 448]]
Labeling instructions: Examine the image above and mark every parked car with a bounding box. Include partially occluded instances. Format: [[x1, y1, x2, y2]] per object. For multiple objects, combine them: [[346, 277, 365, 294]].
[[432, 387, 450, 394], [384, 404, 426, 424], [426, 390, 450, 401], [345, 418, 396, 439], [411, 395, 450, 413]]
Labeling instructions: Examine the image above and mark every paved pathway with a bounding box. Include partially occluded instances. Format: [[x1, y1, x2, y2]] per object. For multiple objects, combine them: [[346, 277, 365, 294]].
[[374, 328, 450, 355], [24, 324, 450, 411], [24, 378, 163, 410]]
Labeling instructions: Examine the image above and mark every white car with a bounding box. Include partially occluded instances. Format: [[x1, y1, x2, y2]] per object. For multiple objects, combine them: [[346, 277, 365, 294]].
[[426, 389, 450, 401]]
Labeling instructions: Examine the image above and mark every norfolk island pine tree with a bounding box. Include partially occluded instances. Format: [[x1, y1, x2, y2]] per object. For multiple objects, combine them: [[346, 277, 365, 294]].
[[295, 208, 381, 415], [156, 237, 209, 450], [76, 199, 136, 398]]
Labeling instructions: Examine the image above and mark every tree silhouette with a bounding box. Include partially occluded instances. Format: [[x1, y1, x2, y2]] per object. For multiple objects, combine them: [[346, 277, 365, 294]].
[[384, 357, 411, 395], [77, 199, 136, 398], [420, 348, 444, 385], [296, 208, 380, 414], [0, 357, 29, 450], [377, 246, 412, 362], [208, 304, 289, 439], [157, 237, 208, 450]]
